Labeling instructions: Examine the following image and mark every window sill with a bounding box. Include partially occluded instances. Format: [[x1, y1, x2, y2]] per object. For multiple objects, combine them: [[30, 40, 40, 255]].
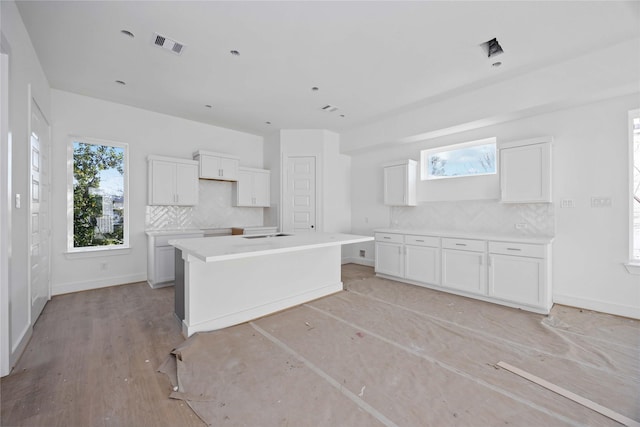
[[624, 262, 640, 275], [65, 246, 131, 259]]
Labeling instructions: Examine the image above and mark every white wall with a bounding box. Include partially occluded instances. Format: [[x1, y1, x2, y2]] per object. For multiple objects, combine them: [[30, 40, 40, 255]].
[[1, 0, 52, 373], [348, 93, 640, 318], [50, 90, 263, 295]]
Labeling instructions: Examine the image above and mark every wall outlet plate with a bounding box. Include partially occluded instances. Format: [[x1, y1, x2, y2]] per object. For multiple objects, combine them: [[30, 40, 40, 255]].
[[591, 197, 612, 208], [514, 223, 527, 230]]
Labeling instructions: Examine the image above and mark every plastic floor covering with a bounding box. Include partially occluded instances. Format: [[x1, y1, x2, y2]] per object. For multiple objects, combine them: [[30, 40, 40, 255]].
[[159, 273, 640, 426]]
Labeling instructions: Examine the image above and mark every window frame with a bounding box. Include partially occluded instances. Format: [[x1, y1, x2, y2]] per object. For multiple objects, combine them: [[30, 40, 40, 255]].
[[420, 137, 497, 181], [628, 109, 640, 272], [66, 136, 130, 253]]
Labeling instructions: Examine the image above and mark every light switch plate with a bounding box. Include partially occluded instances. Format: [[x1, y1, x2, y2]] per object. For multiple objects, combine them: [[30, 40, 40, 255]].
[[591, 196, 612, 208], [560, 199, 574, 208]]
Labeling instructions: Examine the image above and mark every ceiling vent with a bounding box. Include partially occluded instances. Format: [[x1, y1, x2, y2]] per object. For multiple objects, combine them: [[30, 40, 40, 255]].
[[153, 33, 185, 55], [481, 38, 504, 58], [321, 104, 339, 113]]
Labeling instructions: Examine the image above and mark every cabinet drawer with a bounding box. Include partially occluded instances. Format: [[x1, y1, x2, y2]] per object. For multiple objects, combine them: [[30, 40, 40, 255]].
[[405, 235, 439, 247], [442, 238, 485, 252], [375, 232, 404, 244], [489, 241, 546, 258]]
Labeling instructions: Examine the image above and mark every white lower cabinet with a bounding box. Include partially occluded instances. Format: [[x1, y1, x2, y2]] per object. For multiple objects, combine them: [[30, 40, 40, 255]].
[[147, 231, 204, 288], [375, 230, 552, 314], [375, 240, 404, 277], [488, 241, 550, 309]]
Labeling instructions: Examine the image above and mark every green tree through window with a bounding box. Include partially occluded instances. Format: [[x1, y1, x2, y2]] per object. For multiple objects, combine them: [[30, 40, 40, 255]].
[[72, 141, 125, 248]]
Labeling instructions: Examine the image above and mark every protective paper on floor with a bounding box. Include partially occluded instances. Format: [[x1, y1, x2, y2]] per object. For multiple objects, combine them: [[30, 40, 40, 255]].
[[160, 274, 640, 426]]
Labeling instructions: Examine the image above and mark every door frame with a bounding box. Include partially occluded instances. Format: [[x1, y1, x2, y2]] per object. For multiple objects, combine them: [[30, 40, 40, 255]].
[[280, 154, 322, 233], [1, 40, 11, 377]]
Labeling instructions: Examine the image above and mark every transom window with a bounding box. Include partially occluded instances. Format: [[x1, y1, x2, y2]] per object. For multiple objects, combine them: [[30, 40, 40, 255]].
[[420, 137, 497, 180], [67, 137, 129, 252]]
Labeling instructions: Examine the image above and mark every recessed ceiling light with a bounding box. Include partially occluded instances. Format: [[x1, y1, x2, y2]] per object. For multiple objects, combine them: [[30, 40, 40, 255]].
[[120, 30, 135, 38], [340, 114, 345, 118], [230, 50, 240, 56], [265, 121, 272, 125], [492, 61, 502, 67], [311, 87, 319, 91], [205, 104, 212, 108], [115, 80, 126, 85]]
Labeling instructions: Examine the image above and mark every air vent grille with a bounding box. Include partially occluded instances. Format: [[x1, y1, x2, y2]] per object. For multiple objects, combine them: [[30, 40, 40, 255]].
[[481, 38, 504, 58], [321, 104, 339, 113], [153, 33, 185, 55]]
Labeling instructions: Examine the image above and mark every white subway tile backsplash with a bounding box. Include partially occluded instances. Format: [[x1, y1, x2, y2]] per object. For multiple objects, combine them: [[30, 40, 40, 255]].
[[145, 180, 263, 231], [391, 200, 554, 236]]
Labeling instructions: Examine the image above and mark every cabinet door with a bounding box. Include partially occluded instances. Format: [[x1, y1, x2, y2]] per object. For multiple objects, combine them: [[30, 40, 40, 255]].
[[235, 169, 254, 206], [405, 245, 440, 285], [175, 162, 198, 206], [384, 164, 406, 206], [441, 249, 486, 295], [253, 171, 271, 207], [149, 160, 176, 205], [375, 242, 404, 277], [501, 142, 551, 203], [219, 157, 239, 181], [155, 246, 176, 283], [199, 154, 220, 179], [489, 254, 544, 306]]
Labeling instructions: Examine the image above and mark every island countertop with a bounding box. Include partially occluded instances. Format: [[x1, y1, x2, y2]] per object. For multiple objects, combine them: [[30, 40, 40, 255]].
[[169, 232, 373, 263]]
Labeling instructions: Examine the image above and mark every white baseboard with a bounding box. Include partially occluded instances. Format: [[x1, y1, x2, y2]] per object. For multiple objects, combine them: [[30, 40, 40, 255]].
[[52, 272, 147, 296], [342, 257, 375, 267], [553, 293, 640, 319]]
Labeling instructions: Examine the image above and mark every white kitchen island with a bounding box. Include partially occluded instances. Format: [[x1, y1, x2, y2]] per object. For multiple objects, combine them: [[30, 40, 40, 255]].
[[169, 232, 373, 337]]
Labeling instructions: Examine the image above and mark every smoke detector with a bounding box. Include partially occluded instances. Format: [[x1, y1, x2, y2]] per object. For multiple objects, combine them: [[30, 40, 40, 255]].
[[153, 33, 185, 55]]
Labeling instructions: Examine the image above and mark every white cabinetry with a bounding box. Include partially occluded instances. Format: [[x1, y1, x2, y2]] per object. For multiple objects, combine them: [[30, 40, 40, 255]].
[[374, 229, 553, 314], [500, 137, 551, 203], [375, 233, 404, 277], [193, 150, 239, 181], [441, 238, 486, 295], [404, 235, 440, 285], [488, 241, 550, 309], [233, 167, 270, 207], [147, 231, 204, 288], [383, 160, 417, 206], [148, 156, 199, 206]]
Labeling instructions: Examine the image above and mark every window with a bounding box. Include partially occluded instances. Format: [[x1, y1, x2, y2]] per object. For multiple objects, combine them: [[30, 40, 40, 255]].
[[420, 137, 496, 180], [630, 110, 640, 262], [67, 138, 128, 252]]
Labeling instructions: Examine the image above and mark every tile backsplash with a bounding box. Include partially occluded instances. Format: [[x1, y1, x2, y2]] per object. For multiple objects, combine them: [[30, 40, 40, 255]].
[[391, 200, 555, 236], [145, 180, 263, 231]]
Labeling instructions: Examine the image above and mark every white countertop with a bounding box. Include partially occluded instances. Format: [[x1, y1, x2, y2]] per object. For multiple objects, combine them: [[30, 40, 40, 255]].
[[145, 229, 204, 237], [375, 228, 554, 244], [170, 232, 374, 262]]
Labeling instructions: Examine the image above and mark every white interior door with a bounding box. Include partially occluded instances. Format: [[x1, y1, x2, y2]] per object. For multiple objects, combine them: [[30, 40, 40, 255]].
[[29, 99, 51, 324], [284, 156, 316, 233]]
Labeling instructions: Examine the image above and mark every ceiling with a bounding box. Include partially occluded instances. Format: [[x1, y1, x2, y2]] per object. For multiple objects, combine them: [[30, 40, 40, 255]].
[[16, 1, 640, 136]]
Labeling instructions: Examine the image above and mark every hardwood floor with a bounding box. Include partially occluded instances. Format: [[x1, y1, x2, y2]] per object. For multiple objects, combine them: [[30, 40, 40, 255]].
[[1, 281, 204, 427], [1, 264, 638, 426]]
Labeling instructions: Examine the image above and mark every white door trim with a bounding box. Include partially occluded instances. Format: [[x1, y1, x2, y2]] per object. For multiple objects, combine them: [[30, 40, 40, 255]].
[[1, 46, 11, 377]]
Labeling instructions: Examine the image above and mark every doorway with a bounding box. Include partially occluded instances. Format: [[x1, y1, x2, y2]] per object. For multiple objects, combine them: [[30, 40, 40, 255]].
[[29, 97, 51, 324], [283, 156, 317, 233]]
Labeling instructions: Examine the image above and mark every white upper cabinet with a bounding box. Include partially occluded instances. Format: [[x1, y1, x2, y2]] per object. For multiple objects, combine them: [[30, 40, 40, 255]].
[[500, 137, 552, 203], [233, 167, 271, 207], [383, 160, 417, 206], [194, 150, 240, 181], [148, 155, 199, 206]]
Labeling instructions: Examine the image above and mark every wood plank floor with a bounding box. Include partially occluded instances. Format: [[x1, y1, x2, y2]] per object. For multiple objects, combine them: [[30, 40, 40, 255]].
[[1, 264, 638, 426]]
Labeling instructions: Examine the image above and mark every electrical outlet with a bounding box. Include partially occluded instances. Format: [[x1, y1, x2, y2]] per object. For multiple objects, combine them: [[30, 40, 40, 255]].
[[100, 262, 108, 271], [591, 197, 612, 208], [359, 250, 366, 258], [560, 199, 575, 208], [514, 223, 527, 230]]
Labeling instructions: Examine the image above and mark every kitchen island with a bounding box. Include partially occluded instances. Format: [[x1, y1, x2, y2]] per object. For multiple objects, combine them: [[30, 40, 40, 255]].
[[170, 232, 373, 337]]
